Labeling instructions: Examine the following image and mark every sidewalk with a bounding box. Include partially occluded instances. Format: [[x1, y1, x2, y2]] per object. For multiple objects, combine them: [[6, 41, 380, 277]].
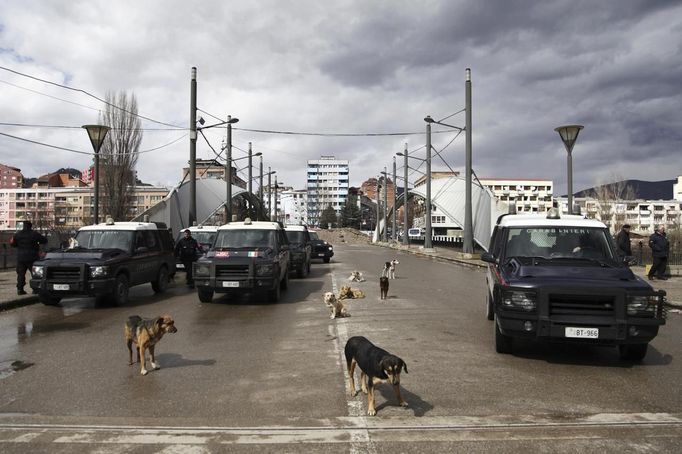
[[377, 241, 682, 309], [1, 249, 680, 311]]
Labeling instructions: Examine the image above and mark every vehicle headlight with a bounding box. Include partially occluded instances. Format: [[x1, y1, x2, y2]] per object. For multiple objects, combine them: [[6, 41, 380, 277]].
[[627, 295, 658, 316], [328, 246, 333, 251], [194, 263, 210, 277], [501, 290, 537, 311], [32, 265, 44, 278], [256, 264, 274, 276], [89, 266, 109, 278]]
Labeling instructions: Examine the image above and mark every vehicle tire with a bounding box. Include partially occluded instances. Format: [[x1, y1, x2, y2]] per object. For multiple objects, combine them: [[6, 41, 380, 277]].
[[151, 266, 169, 293], [618, 343, 648, 361], [494, 316, 513, 354], [39, 293, 61, 306], [269, 280, 281, 303], [111, 274, 129, 306], [486, 292, 494, 321], [197, 288, 214, 303], [281, 267, 289, 290], [298, 261, 309, 278], [323, 257, 330, 263]]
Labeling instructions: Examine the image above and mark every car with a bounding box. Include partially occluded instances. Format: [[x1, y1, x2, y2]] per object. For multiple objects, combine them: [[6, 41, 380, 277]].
[[29, 218, 176, 306], [192, 218, 290, 303], [482, 209, 667, 360], [309, 231, 334, 263], [175, 225, 218, 270], [285, 225, 312, 278]]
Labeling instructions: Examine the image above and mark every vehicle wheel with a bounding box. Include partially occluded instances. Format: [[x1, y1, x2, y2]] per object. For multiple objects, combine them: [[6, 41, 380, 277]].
[[486, 292, 494, 321], [39, 293, 61, 306], [197, 288, 214, 303], [281, 268, 289, 290], [494, 316, 513, 354], [323, 257, 330, 263], [151, 266, 169, 293], [618, 343, 648, 361], [111, 274, 129, 306], [269, 280, 281, 302], [298, 261, 308, 278]]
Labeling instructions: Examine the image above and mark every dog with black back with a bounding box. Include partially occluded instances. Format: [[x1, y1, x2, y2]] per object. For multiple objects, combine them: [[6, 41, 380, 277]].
[[125, 315, 177, 375], [379, 276, 389, 300], [344, 336, 408, 416]]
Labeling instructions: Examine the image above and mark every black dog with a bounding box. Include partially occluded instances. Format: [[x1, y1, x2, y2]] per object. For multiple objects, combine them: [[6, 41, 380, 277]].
[[379, 276, 389, 300], [344, 336, 408, 416]]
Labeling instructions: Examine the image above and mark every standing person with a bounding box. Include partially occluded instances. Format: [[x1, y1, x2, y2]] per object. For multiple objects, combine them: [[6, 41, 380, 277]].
[[10, 220, 47, 295], [615, 224, 632, 257], [174, 229, 202, 288], [648, 224, 670, 280]]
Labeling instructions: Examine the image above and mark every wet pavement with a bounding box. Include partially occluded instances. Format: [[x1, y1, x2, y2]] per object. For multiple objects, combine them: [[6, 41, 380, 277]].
[[1, 245, 681, 311]]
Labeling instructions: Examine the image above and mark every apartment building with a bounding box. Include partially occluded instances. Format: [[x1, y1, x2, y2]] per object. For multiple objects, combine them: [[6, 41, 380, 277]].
[[0, 164, 23, 189], [181, 159, 247, 189], [478, 178, 554, 213], [279, 189, 308, 225], [306, 156, 349, 226]]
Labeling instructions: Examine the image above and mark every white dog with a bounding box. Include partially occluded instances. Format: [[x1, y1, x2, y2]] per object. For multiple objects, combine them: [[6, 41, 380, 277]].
[[348, 270, 365, 282], [324, 292, 350, 319], [382, 260, 399, 279]]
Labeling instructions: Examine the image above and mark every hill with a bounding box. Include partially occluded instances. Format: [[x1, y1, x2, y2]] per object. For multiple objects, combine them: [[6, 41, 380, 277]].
[[573, 179, 676, 200]]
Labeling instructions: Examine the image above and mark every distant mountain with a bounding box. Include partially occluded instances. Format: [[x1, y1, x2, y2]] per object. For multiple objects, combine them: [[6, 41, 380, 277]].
[[573, 179, 676, 200], [53, 167, 82, 178]]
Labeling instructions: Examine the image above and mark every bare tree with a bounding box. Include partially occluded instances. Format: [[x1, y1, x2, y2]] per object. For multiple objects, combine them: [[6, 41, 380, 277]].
[[591, 176, 636, 232], [98, 91, 142, 221]]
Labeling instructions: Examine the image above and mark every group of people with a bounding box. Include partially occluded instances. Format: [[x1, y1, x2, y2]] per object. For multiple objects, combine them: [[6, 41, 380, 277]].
[[615, 223, 670, 280]]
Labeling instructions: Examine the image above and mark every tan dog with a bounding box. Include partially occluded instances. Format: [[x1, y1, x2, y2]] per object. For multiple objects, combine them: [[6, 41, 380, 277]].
[[324, 291, 350, 319], [125, 315, 178, 375], [339, 285, 365, 300], [348, 271, 366, 282]]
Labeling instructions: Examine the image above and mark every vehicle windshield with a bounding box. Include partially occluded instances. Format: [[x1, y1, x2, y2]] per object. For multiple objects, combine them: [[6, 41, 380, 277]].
[[214, 229, 276, 249], [309, 232, 320, 240], [505, 227, 616, 262], [286, 231, 306, 243], [176, 231, 216, 247], [73, 230, 134, 251]]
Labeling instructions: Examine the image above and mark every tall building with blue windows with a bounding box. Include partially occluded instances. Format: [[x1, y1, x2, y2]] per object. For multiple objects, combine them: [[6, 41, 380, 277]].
[[306, 156, 349, 227]]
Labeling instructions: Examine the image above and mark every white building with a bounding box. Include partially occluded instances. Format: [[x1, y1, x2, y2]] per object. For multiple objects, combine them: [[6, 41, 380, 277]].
[[279, 189, 307, 225], [478, 178, 554, 213], [306, 156, 349, 226], [673, 176, 682, 201]]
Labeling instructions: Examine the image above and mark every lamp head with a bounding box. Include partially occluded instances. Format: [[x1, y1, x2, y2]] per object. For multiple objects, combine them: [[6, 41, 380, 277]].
[[82, 124, 111, 153], [554, 125, 584, 154], [227, 116, 240, 124], [424, 115, 434, 123]]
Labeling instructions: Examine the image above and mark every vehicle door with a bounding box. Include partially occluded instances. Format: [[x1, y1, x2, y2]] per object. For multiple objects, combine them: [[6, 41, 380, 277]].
[[303, 231, 312, 264], [130, 231, 158, 285], [486, 226, 503, 296], [277, 229, 290, 278]]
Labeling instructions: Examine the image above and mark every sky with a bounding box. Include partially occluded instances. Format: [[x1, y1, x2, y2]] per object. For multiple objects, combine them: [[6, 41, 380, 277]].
[[1, 0, 681, 196]]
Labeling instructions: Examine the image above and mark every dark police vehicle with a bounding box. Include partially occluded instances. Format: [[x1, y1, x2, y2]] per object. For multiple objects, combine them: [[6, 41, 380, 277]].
[[285, 225, 312, 278], [193, 218, 290, 303], [482, 209, 666, 360], [309, 230, 334, 263], [30, 219, 175, 306]]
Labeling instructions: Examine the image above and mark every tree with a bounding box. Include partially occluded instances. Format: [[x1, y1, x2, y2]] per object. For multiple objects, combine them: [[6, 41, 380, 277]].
[[591, 176, 636, 232], [319, 204, 338, 229], [99, 91, 142, 221], [340, 194, 361, 228]]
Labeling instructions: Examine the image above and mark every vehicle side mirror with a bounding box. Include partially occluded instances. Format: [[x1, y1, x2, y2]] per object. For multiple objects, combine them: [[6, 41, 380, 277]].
[[481, 252, 497, 264]]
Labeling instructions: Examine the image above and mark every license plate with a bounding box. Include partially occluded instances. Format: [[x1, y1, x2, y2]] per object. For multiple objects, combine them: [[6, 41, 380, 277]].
[[53, 284, 70, 291], [565, 327, 599, 338], [222, 281, 240, 288]]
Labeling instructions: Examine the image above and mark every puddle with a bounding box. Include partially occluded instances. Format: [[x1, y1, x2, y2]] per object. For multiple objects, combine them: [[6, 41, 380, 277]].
[[17, 321, 89, 341], [0, 360, 34, 380]]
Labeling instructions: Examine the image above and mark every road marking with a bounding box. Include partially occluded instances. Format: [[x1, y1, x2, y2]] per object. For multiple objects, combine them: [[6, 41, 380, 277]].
[[0, 413, 681, 445]]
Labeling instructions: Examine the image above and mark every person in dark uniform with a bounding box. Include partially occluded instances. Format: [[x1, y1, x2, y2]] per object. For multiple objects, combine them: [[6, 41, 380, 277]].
[[615, 224, 632, 258], [10, 221, 47, 295], [648, 224, 669, 280], [174, 229, 202, 288]]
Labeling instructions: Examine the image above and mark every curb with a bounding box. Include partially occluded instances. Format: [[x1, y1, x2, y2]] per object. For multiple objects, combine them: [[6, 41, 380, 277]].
[[373, 242, 486, 270], [0, 295, 39, 312]]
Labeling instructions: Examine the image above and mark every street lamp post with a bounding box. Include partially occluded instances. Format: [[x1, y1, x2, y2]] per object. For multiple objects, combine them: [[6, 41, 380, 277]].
[[274, 176, 279, 223], [259, 155, 263, 216], [189, 67, 197, 227], [392, 157, 397, 241], [401, 144, 408, 245], [224, 115, 239, 222], [382, 167, 388, 242], [464, 68, 473, 253], [424, 117, 433, 250], [554, 125, 584, 215], [247, 142, 253, 196], [82, 124, 111, 225], [375, 176, 381, 242]]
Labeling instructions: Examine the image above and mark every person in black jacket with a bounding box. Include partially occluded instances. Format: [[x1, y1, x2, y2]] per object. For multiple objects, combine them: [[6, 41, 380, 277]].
[[615, 224, 632, 257], [648, 224, 669, 280], [10, 221, 47, 295], [174, 229, 202, 288]]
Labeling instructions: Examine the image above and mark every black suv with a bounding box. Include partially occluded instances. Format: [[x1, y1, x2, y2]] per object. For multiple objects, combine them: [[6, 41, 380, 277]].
[[482, 210, 666, 361], [193, 219, 290, 303], [309, 231, 334, 263], [30, 220, 175, 306], [285, 225, 312, 278]]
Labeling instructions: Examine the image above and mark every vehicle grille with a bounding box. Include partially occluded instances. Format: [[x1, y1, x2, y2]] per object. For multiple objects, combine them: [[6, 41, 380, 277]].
[[549, 294, 616, 317], [215, 264, 250, 278], [47, 267, 82, 280]]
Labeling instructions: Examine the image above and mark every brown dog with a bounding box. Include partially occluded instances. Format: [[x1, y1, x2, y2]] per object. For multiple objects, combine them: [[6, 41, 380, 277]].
[[379, 276, 389, 300], [125, 315, 177, 375], [339, 285, 365, 300], [324, 291, 350, 319]]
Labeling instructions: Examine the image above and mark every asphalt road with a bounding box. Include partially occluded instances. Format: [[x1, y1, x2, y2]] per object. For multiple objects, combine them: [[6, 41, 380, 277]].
[[0, 243, 681, 453]]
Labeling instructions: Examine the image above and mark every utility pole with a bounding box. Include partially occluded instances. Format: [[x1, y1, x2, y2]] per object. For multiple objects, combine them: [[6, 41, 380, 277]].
[[268, 166, 272, 221], [224, 115, 238, 222], [189, 67, 197, 227], [392, 157, 397, 241], [403, 143, 409, 246], [425, 118, 433, 250], [247, 142, 253, 196], [375, 176, 380, 242], [259, 155, 263, 220], [464, 68, 474, 253], [274, 176, 279, 223], [383, 167, 388, 242]]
